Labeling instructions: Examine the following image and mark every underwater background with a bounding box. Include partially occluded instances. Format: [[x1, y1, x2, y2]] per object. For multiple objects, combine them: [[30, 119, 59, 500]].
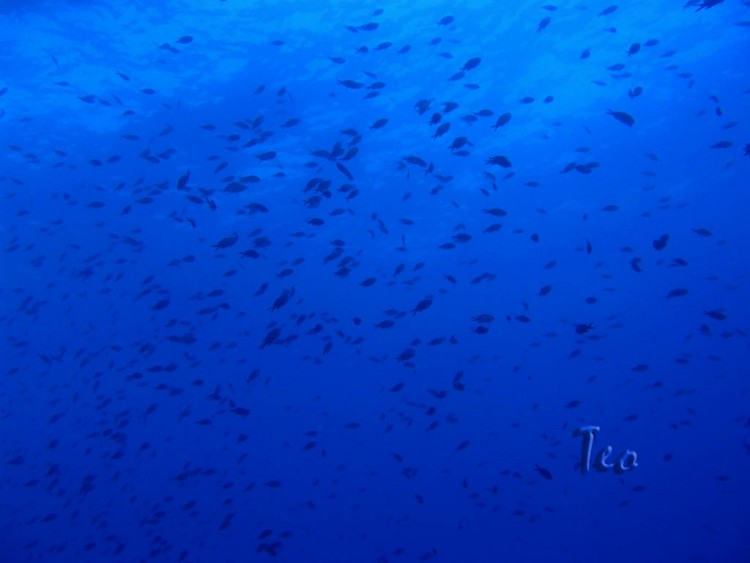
[[1, 0, 749, 561]]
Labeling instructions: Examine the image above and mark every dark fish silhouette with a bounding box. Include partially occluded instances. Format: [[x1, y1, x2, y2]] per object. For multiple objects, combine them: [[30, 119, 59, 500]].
[[461, 57, 481, 71], [653, 234, 669, 250], [695, 0, 724, 11], [412, 298, 433, 314], [176, 170, 190, 190], [666, 288, 689, 298], [534, 465, 553, 480], [607, 109, 635, 127], [212, 233, 238, 250], [486, 155, 512, 167]]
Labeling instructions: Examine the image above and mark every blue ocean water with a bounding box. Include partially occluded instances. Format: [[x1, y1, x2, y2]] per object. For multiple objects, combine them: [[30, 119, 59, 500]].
[[1, 0, 749, 561]]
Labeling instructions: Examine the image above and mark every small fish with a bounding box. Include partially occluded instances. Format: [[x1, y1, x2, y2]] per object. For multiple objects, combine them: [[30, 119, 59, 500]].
[[432, 122, 450, 139], [176, 170, 190, 190], [710, 141, 732, 149], [212, 232, 238, 250], [493, 112, 512, 130], [704, 310, 726, 320], [412, 298, 433, 314], [695, 0, 724, 11], [486, 155, 512, 167], [449, 136, 468, 151], [461, 57, 481, 71], [607, 109, 635, 127], [484, 208, 508, 217], [653, 234, 669, 250], [534, 465, 553, 480], [629, 86, 643, 99], [337, 79, 364, 89], [370, 118, 388, 129], [666, 288, 689, 298], [256, 151, 277, 161], [358, 22, 379, 31], [456, 440, 470, 451], [260, 328, 281, 349]]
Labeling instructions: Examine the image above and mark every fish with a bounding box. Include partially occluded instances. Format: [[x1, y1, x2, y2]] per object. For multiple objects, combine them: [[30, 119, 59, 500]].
[[493, 112, 512, 130], [337, 79, 364, 89], [486, 155, 512, 167], [607, 109, 635, 127], [176, 170, 190, 190], [704, 310, 726, 320], [1, 4, 744, 559], [534, 465, 553, 480], [628, 86, 643, 99], [212, 233, 238, 250], [653, 234, 669, 250], [666, 288, 689, 298], [411, 298, 433, 314], [695, 0, 724, 11], [710, 141, 732, 149], [461, 57, 481, 71]]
